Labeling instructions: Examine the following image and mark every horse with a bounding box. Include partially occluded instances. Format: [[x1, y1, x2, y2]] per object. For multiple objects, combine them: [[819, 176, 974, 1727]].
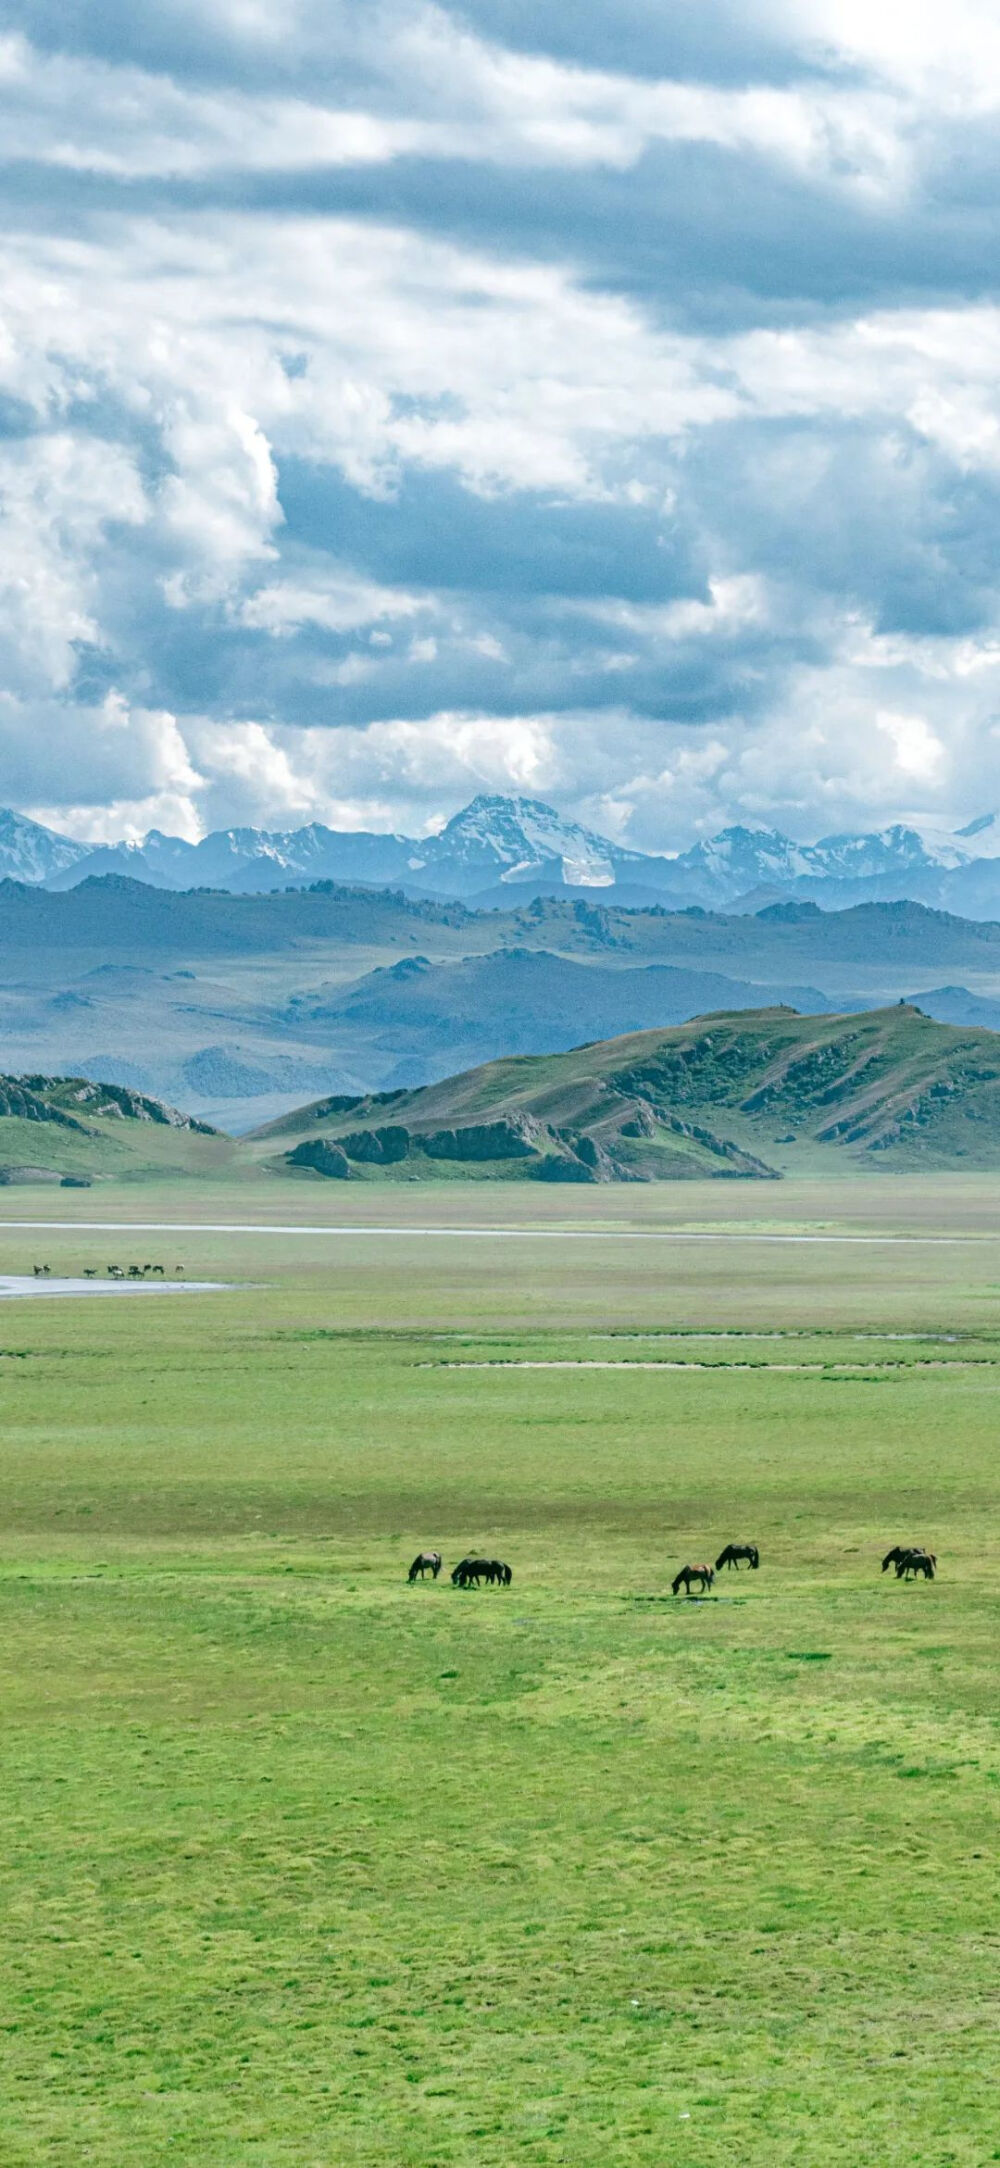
[[882, 1546, 935, 1576], [895, 1549, 936, 1580], [672, 1563, 715, 1596], [408, 1550, 442, 1582], [451, 1557, 492, 1587], [488, 1560, 512, 1586], [715, 1543, 759, 1571]]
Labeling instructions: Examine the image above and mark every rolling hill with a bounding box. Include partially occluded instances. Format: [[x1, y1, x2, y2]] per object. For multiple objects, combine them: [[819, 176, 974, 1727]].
[[281, 949, 833, 1084], [0, 1075, 232, 1185], [7, 878, 1000, 1126], [248, 1004, 1000, 1183]]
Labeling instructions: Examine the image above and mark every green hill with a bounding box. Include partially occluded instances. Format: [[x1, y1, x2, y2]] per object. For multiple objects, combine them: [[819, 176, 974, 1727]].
[[0, 1075, 232, 1184], [245, 1004, 1000, 1182]]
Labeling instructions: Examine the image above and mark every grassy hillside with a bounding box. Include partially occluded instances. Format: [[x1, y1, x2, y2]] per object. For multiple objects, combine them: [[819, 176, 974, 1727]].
[[249, 1003, 1000, 1181], [0, 1074, 233, 1183]]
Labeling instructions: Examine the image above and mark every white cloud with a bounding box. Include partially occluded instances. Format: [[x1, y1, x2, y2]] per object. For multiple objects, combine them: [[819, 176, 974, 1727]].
[[239, 568, 426, 635], [876, 708, 945, 781], [2, 2, 1000, 844], [0, 18, 912, 202], [0, 435, 146, 691]]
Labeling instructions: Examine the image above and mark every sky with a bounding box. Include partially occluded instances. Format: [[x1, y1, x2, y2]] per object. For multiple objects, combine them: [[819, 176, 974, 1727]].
[[3, 1, 1000, 849]]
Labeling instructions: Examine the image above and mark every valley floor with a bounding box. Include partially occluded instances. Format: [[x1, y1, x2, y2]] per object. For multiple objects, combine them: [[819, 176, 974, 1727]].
[[0, 1178, 997, 2164]]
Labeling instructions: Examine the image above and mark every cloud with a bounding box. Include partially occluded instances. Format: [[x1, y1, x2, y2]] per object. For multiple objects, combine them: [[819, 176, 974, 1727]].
[[1, 2, 1000, 847]]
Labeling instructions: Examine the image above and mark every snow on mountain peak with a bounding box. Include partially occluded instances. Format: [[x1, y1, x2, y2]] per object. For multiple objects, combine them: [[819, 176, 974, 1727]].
[[0, 808, 90, 882], [432, 794, 622, 887]]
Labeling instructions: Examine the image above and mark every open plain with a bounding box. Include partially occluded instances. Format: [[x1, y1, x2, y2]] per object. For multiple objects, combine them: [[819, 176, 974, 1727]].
[[1, 1175, 998, 2165]]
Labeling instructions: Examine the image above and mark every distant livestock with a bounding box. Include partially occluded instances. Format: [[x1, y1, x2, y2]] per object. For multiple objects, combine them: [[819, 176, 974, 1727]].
[[451, 1557, 512, 1588], [716, 1543, 759, 1571], [672, 1563, 715, 1596], [882, 1546, 937, 1579], [408, 1550, 442, 1581], [896, 1548, 936, 1580]]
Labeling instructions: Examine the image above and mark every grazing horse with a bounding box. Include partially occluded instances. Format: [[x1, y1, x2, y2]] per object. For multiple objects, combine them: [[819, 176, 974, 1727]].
[[715, 1543, 759, 1571], [451, 1556, 492, 1587], [882, 1546, 935, 1576], [672, 1563, 715, 1596], [408, 1550, 442, 1582], [896, 1548, 936, 1580]]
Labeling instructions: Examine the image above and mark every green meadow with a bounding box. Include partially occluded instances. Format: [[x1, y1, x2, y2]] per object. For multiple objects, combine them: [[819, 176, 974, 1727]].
[[1, 1179, 999, 2165]]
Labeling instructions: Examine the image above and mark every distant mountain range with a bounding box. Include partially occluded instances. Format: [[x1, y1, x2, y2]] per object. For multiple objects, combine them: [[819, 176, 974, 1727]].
[[11, 793, 1000, 917], [5, 874, 1000, 1127]]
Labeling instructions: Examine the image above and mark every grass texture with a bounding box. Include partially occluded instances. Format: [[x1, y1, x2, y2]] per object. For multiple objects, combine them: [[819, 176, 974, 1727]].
[[0, 1179, 998, 2165]]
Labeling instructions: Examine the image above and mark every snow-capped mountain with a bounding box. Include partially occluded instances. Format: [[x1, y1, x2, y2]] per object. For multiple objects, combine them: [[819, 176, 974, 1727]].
[[670, 821, 971, 902], [402, 794, 657, 894], [0, 808, 91, 884], [14, 793, 1000, 915]]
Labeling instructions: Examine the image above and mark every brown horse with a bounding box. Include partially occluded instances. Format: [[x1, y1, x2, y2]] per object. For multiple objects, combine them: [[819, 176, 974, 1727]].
[[407, 1550, 442, 1581], [672, 1563, 715, 1596]]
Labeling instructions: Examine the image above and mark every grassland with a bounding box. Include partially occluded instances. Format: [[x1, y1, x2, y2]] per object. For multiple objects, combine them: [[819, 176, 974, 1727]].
[[0, 1178, 998, 2165]]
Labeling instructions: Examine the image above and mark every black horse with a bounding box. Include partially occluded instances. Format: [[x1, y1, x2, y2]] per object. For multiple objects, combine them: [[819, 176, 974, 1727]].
[[882, 1545, 936, 1577], [895, 1548, 936, 1580], [407, 1550, 442, 1582], [451, 1556, 510, 1587], [451, 1556, 490, 1587], [672, 1563, 715, 1596], [715, 1543, 759, 1571]]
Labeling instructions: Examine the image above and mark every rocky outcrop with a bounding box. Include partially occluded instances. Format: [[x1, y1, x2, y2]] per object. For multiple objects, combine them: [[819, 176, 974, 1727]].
[[531, 1155, 597, 1182], [339, 1125, 410, 1164], [416, 1116, 542, 1161], [286, 1138, 351, 1178], [61, 1078, 217, 1133], [663, 1114, 778, 1177], [0, 1081, 89, 1131], [619, 1099, 658, 1138]]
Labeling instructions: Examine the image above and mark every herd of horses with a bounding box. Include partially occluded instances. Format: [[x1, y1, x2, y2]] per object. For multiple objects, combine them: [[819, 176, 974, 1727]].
[[671, 1542, 937, 1595], [411, 1539, 937, 1593], [407, 1550, 512, 1586], [31, 1263, 184, 1279]]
